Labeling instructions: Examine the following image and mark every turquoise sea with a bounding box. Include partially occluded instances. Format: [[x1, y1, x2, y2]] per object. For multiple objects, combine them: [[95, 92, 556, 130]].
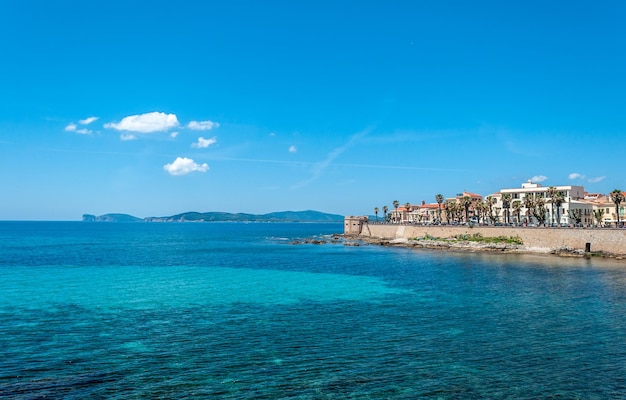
[[1, 222, 626, 399]]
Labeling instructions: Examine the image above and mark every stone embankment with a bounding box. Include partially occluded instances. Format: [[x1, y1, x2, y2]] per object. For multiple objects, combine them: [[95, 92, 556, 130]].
[[345, 218, 626, 259]]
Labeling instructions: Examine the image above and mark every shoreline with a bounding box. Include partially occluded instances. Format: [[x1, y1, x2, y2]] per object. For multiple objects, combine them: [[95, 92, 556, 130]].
[[352, 235, 626, 261], [344, 218, 626, 261]]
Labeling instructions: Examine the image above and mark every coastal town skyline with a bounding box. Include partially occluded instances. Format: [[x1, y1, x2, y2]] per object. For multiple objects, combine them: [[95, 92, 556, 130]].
[[1, 2, 625, 220], [375, 182, 625, 228]]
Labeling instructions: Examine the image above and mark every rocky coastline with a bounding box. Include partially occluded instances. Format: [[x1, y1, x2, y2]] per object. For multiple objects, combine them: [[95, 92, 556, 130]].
[[358, 235, 626, 260], [292, 233, 625, 261]]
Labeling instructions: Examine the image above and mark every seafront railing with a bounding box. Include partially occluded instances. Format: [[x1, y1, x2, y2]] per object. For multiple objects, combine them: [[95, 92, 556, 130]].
[[366, 220, 625, 230]]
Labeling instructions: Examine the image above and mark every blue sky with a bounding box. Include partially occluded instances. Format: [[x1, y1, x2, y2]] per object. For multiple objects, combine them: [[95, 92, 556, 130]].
[[1, 1, 625, 220]]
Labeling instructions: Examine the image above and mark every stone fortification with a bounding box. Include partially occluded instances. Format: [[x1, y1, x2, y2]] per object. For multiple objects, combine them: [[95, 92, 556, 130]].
[[345, 218, 626, 257]]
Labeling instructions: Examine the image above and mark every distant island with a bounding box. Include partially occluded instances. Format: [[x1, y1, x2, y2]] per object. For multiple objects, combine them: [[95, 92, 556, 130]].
[[82, 210, 344, 223]]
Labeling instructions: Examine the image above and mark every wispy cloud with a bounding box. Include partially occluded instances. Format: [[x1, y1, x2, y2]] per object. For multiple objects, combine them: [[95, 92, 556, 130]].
[[163, 157, 209, 176], [105, 112, 179, 133], [291, 128, 371, 189], [79, 116, 98, 125], [64, 116, 99, 135], [192, 136, 217, 148], [588, 176, 606, 183], [120, 133, 137, 141], [288, 145, 297, 153], [530, 175, 548, 183], [65, 122, 92, 135], [568, 172, 585, 180], [187, 120, 219, 131]]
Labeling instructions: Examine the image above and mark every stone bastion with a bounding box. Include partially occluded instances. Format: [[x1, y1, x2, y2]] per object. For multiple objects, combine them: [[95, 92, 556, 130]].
[[344, 216, 626, 256]]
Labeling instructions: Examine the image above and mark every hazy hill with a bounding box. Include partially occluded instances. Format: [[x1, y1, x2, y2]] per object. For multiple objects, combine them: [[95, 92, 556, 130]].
[[83, 210, 344, 223], [82, 213, 143, 222]]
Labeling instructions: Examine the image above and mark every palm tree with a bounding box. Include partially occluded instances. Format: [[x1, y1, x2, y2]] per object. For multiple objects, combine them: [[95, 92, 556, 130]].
[[435, 194, 444, 223], [392, 200, 400, 223], [460, 196, 472, 223], [455, 201, 464, 223], [546, 186, 559, 225], [485, 196, 496, 224], [512, 200, 522, 225], [534, 197, 547, 225], [404, 202, 412, 223], [523, 194, 535, 225], [480, 201, 490, 224], [444, 200, 456, 224], [383, 205, 388, 222], [610, 189, 625, 227], [501, 193, 512, 225], [374, 207, 379, 222], [474, 201, 483, 224], [553, 191, 565, 226]]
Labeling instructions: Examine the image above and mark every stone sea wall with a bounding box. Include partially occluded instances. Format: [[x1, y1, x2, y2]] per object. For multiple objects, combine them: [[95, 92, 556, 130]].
[[348, 220, 626, 256]]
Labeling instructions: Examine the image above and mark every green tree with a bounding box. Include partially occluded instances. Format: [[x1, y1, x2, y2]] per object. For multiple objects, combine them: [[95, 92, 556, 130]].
[[568, 209, 582, 225], [374, 207, 379, 222], [435, 194, 444, 223], [610, 189, 625, 227], [534, 197, 547, 225], [444, 200, 456, 224], [593, 208, 605, 227], [383, 205, 388, 222]]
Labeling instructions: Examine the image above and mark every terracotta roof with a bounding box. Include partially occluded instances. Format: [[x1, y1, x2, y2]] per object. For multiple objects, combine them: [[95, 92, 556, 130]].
[[416, 204, 440, 209]]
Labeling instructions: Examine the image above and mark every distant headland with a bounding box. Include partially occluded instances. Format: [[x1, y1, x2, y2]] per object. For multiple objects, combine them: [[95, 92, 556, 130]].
[[82, 210, 344, 223]]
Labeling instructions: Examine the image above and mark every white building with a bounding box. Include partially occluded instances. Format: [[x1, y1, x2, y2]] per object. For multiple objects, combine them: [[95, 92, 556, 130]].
[[499, 181, 589, 225]]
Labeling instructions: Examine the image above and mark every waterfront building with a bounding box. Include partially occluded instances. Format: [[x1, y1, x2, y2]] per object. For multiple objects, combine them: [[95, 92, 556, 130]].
[[499, 181, 586, 225], [384, 185, 622, 227], [585, 193, 626, 227]]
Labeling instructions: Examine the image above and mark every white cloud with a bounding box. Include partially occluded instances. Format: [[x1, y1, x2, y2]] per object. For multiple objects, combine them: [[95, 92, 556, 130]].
[[163, 157, 209, 176], [187, 120, 220, 131], [75, 128, 92, 135], [170, 131, 179, 138], [64, 123, 77, 132], [588, 176, 606, 183], [569, 172, 585, 180], [530, 175, 548, 183], [105, 112, 179, 133], [289, 145, 297, 153], [120, 133, 137, 141], [79, 116, 98, 125], [192, 136, 217, 148]]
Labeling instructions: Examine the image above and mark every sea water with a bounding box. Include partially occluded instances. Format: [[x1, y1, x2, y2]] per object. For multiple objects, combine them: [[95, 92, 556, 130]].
[[1, 222, 626, 398]]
